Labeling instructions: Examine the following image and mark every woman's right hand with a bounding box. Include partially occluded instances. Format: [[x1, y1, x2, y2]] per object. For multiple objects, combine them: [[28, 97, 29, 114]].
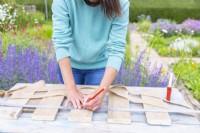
[[65, 87, 84, 109]]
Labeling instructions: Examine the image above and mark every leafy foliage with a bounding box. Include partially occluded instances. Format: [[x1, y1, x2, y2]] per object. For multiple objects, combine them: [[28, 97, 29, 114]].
[[173, 61, 200, 100]]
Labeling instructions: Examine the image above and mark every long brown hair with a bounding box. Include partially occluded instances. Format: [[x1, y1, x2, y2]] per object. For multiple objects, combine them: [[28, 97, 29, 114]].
[[100, 0, 121, 19]]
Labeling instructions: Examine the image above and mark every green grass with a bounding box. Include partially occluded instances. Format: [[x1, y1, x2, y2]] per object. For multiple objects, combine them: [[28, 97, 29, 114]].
[[173, 61, 200, 100], [25, 21, 52, 40]]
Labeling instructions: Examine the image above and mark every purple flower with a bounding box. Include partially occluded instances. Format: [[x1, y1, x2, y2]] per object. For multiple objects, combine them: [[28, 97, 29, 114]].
[[0, 44, 60, 90], [150, 19, 200, 36], [1, 44, 169, 90], [114, 50, 169, 87]]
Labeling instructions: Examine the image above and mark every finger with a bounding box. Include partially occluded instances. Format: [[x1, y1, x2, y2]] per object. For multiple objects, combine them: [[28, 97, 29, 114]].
[[83, 95, 90, 103], [72, 99, 77, 109], [65, 99, 70, 107], [86, 103, 99, 111], [78, 95, 84, 104], [75, 99, 82, 109], [91, 105, 100, 111], [83, 99, 97, 108]]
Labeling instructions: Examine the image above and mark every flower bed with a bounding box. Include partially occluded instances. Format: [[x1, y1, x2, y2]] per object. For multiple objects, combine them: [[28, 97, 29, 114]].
[[0, 43, 59, 90], [0, 43, 169, 90], [0, 2, 46, 33], [150, 19, 200, 36], [147, 32, 200, 57]]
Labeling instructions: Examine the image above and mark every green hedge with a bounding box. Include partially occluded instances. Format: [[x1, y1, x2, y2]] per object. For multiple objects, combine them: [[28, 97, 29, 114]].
[[12, 0, 200, 23], [130, 0, 200, 23], [16, 0, 53, 20]]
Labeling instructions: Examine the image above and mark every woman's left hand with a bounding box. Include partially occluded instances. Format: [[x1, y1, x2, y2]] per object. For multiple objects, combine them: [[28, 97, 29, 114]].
[[82, 88, 106, 111]]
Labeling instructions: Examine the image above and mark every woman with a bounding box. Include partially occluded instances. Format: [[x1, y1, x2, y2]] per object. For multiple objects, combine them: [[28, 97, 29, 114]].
[[52, 0, 129, 111]]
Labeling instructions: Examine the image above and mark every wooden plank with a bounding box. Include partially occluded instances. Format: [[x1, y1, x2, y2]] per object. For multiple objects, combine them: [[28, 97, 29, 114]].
[[68, 88, 94, 122], [7, 84, 66, 94], [22, 100, 41, 113], [0, 81, 45, 119], [109, 86, 168, 109], [0, 98, 30, 119], [68, 109, 93, 122], [128, 87, 192, 109], [142, 95, 171, 126], [22, 92, 46, 113], [10, 89, 67, 99], [31, 92, 65, 121], [107, 88, 131, 124]]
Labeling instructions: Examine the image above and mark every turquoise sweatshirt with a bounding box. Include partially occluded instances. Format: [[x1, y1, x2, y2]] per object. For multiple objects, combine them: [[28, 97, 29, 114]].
[[52, 0, 129, 71]]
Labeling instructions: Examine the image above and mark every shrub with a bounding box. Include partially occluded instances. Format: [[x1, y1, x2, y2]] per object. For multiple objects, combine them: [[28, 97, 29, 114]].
[[0, 3, 17, 33]]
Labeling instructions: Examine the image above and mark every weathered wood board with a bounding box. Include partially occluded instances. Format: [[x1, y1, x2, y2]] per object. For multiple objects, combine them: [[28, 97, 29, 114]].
[[0, 81, 45, 119], [107, 88, 131, 124], [31, 92, 65, 121], [22, 92, 46, 113], [142, 95, 171, 125], [68, 89, 94, 122], [0, 98, 31, 119]]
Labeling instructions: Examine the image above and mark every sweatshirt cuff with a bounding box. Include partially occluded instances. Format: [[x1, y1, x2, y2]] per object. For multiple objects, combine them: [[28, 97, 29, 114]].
[[106, 56, 123, 72], [55, 48, 70, 62]]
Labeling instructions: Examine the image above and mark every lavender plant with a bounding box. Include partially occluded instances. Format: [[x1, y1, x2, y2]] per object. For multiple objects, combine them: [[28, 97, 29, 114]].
[[114, 50, 169, 87], [0, 42, 169, 90], [0, 42, 60, 90]]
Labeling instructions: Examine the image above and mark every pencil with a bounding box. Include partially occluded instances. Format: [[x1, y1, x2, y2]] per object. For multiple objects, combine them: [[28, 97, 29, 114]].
[[86, 87, 106, 103]]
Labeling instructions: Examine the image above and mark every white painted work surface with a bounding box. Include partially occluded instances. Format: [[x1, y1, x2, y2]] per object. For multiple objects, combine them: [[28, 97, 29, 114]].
[[0, 83, 200, 133]]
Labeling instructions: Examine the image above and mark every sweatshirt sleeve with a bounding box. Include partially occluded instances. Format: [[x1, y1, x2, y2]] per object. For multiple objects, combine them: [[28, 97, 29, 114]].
[[106, 0, 130, 71], [52, 0, 73, 61]]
